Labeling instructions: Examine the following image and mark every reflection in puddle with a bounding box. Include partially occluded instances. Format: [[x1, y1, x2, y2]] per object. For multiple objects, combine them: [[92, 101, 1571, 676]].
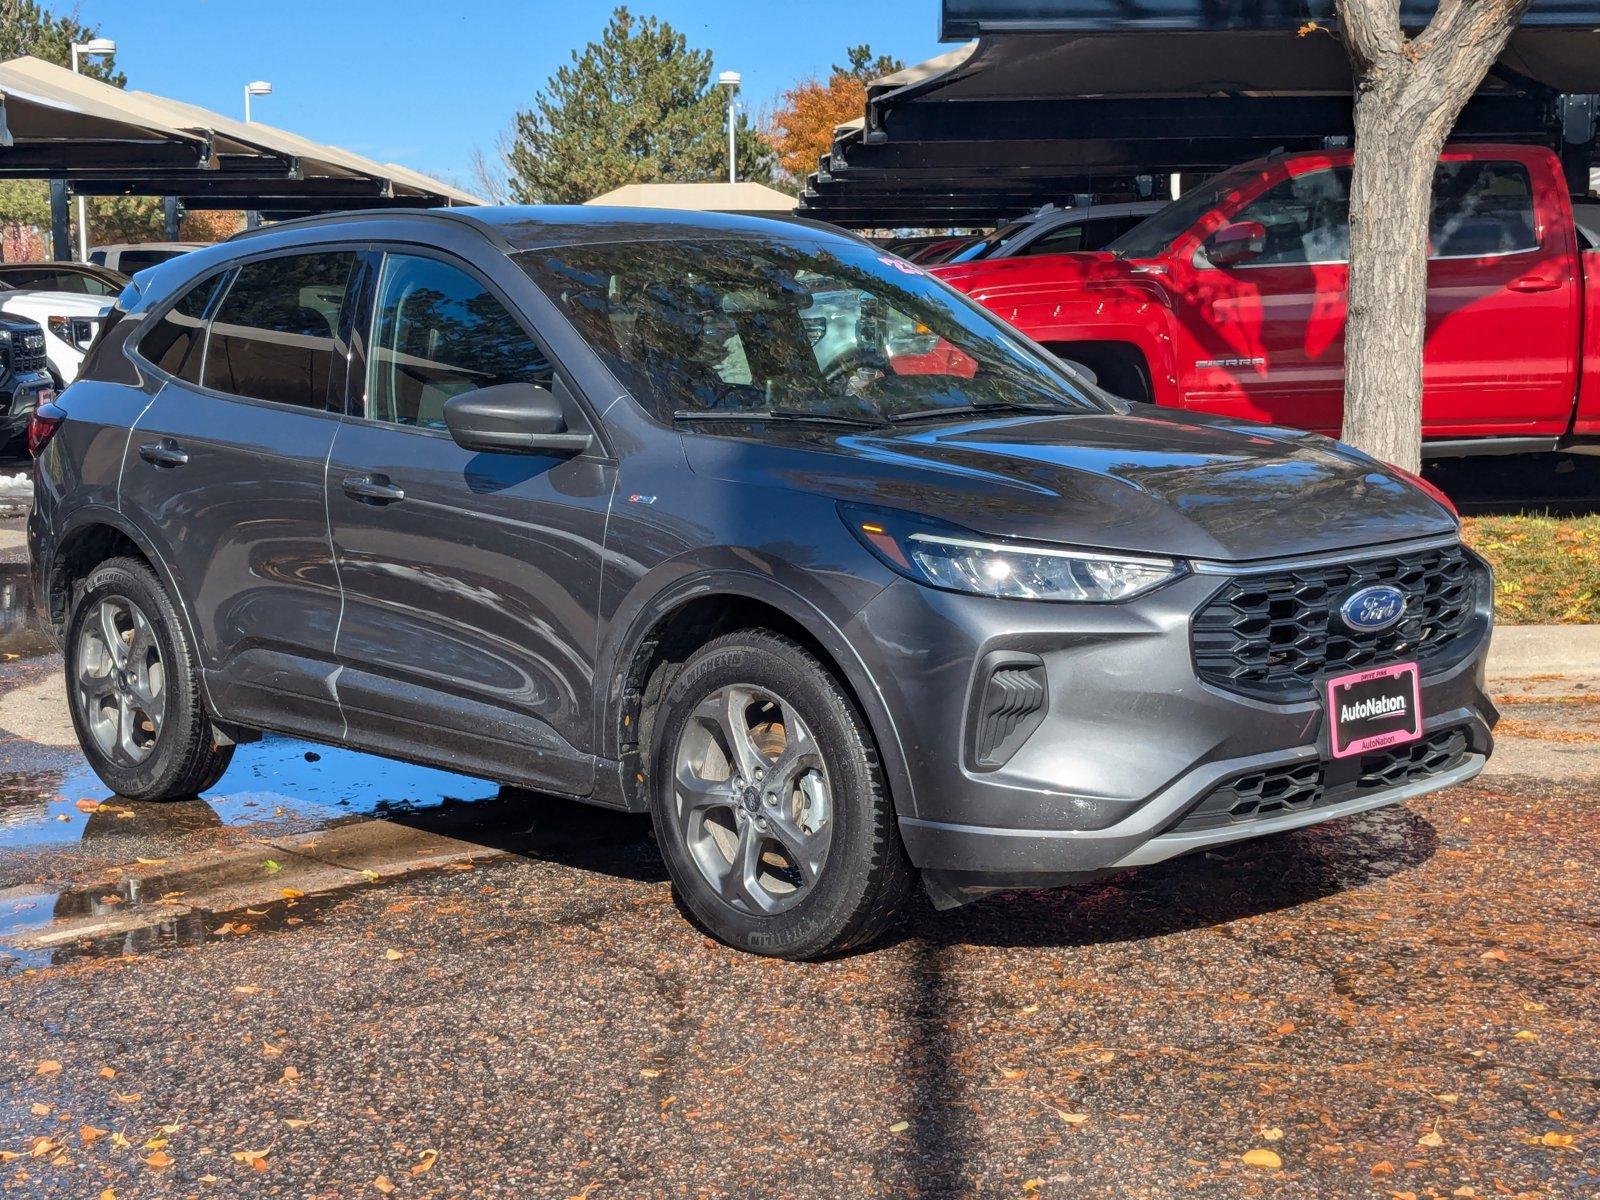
[[0, 561, 52, 662], [0, 735, 502, 852]]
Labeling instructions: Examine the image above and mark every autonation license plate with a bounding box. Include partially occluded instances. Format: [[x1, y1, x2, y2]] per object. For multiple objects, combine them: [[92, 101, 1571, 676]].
[[1326, 662, 1423, 759]]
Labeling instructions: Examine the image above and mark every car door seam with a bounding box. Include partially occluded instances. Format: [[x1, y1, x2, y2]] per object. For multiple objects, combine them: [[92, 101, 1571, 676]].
[[117, 377, 168, 512], [324, 421, 349, 741]]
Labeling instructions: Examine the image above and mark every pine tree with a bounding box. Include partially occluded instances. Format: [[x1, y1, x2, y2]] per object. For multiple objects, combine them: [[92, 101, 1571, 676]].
[[506, 6, 773, 205]]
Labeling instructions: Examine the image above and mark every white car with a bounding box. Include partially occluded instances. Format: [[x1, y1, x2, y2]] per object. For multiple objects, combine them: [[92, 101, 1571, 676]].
[[0, 283, 112, 386], [88, 242, 202, 274], [938, 200, 1169, 264]]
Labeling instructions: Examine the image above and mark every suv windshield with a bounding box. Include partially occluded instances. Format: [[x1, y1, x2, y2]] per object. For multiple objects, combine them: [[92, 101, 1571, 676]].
[[1104, 165, 1264, 260], [516, 235, 1106, 424]]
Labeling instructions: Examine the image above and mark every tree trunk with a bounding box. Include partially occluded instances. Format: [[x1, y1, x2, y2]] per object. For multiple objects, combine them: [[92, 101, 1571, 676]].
[[1336, 0, 1532, 473]]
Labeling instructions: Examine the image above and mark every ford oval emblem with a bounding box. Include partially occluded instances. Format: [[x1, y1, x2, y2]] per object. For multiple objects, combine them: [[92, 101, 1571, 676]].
[[1339, 584, 1407, 633]]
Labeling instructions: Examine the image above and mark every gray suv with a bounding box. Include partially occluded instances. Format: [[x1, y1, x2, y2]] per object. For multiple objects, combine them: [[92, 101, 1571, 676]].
[[28, 207, 1496, 957]]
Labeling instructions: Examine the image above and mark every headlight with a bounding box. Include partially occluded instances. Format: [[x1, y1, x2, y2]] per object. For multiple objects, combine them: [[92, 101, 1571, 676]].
[[843, 506, 1184, 602], [46, 315, 96, 351]]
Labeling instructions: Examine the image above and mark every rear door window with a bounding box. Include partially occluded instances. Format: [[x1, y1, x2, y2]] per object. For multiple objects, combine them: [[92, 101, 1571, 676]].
[[202, 252, 359, 409], [137, 272, 227, 384], [1430, 161, 1537, 258]]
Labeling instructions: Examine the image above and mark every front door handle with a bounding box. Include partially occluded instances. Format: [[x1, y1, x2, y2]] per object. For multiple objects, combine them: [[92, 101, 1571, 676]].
[[341, 474, 406, 505], [1508, 276, 1562, 293], [138, 439, 189, 468]]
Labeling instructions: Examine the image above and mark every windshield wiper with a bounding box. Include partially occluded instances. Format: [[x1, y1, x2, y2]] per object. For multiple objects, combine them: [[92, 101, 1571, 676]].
[[885, 401, 1068, 424], [672, 408, 887, 429]]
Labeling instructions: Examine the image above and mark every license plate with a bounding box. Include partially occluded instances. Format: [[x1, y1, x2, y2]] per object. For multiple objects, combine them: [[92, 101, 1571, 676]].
[[1326, 662, 1423, 759]]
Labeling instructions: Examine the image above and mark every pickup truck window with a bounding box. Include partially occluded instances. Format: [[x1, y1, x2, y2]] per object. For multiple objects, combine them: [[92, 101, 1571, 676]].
[[1228, 168, 1352, 265], [1105, 164, 1259, 260], [1430, 161, 1536, 258]]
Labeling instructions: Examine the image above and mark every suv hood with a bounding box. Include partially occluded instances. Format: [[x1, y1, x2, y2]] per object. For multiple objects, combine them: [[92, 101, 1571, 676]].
[[682, 407, 1457, 563], [0, 291, 112, 318]]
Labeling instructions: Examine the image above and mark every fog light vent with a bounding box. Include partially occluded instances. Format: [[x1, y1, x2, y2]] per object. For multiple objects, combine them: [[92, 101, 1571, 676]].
[[970, 656, 1047, 769]]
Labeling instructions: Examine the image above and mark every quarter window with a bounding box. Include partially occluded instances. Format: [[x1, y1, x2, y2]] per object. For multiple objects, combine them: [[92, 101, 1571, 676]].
[[364, 254, 551, 429], [202, 252, 357, 409], [138, 272, 225, 384]]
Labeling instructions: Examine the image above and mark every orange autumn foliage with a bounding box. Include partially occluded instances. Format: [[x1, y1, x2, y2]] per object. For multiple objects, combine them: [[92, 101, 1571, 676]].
[[769, 72, 868, 183]]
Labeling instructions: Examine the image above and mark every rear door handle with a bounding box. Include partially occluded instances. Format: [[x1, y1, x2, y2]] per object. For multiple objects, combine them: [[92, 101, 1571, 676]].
[[341, 474, 406, 505], [137, 439, 189, 468], [1508, 276, 1562, 293]]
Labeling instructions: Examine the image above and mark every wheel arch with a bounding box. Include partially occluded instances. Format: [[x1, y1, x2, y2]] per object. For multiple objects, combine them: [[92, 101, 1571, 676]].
[[601, 573, 916, 820]]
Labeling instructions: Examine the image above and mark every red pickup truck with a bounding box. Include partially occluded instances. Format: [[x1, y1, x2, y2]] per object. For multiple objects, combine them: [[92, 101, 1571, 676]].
[[933, 144, 1600, 455]]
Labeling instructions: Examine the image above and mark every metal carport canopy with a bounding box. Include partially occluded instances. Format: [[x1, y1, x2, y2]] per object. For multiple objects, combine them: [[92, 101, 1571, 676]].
[[0, 55, 481, 213], [798, 0, 1600, 228]]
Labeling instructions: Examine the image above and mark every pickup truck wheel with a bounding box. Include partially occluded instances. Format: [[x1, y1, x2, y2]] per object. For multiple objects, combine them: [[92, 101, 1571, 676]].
[[648, 630, 914, 959], [65, 557, 234, 801]]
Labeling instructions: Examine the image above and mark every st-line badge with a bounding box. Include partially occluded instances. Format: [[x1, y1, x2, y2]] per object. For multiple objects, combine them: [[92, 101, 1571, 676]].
[[1326, 662, 1424, 758]]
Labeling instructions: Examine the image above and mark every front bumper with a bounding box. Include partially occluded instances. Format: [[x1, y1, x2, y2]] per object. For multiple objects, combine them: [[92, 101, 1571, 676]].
[[849, 543, 1496, 897]]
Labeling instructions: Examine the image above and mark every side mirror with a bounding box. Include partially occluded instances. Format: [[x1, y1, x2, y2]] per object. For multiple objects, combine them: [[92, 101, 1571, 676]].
[[442, 382, 593, 455], [1206, 220, 1267, 267]]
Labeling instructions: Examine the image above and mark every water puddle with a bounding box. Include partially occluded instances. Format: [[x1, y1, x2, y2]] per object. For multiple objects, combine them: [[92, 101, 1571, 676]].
[[0, 561, 52, 662]]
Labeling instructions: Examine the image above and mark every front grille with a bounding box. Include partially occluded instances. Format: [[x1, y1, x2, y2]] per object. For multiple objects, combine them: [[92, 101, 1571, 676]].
[[1172, 726, 1471, 834], [4, 331, 48, 375], [1193, 543, 1481, 699]]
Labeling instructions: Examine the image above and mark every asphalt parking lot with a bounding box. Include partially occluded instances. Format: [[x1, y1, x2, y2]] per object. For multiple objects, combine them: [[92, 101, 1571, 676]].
[[0, 513, 1596, 1198]]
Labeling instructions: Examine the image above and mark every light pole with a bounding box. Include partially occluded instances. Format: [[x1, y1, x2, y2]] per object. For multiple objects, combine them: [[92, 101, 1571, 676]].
[[243, 82, 272, 230], [717, 70, 741, 184], [243, 80, 272, 123], [69, 37, 117, 262]]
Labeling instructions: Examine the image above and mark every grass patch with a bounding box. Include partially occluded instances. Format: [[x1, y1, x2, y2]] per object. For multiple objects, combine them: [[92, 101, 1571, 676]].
[[1460, 514, 1600, 624]]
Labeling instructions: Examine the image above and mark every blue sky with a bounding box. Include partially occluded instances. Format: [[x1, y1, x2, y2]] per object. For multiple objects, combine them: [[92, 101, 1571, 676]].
[[90, 0, 949, 192]]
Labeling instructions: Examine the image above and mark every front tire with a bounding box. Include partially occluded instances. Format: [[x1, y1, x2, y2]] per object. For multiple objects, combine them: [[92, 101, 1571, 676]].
[[64, 557, 233, 800], [648, 630, 914, 958]]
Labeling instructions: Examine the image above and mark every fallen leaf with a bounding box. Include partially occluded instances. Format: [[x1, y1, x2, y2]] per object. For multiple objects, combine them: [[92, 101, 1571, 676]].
[[142, 1137, 169, 1151], [97, 1067, 116, 1080], [1019, 1003, 1039, 1014], [384, 949, 404, 961], [29, 1103, 49, 1117], [0, 1151, 21, 1163], [113, 1093, 141, 1103], [639, 1068, 660, 1079], [100, 1190, 116, 1200], [232, 985, 262, 996], [361, 869, 381, 882], [109, 1133, 131, 1150], [1513, 1030, 1538, 1041], [1242, 1148, 1282, 1169], [1371, 1160, 1396, 1177], [231, 1148, 270, 1172], [1262, 1127, 1284, 1141], [34, 1060, 61, 1076], [888, 1120, 910, 1133], [1522, 1001, 1547, 1013], [411, 1148, 438, 1175], [284, 1118, 313, 1130], [1419, 1131, 1444, 1148], [75, 799, 102, 813], [29, 1136, 58, 1159], [1435, 1093, 1457, 1104], [281, 888, 304, 900], [1276, 1020, 1296, 1035], [143, 1150, 173, 1169], [998, 1067, 1027, 1081], [263, 860, 282, 874], [373, 1177, 396, 1195], [1479, 948, 1507, 963], [261, 1042, 283, 1058], [1022, 1181, 1044, 1194], [134, 857, 167, 866], [1055, 1110, 1089, 1125], [280, 1066, 300, 1082], [1540, 1132, 1575, 1149], [80, 1126, 107, 1144]]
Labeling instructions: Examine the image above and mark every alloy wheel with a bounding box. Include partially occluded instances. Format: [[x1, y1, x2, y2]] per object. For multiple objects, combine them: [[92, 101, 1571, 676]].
[[74, 595, 166, 766], [670, 684, 835, 915]]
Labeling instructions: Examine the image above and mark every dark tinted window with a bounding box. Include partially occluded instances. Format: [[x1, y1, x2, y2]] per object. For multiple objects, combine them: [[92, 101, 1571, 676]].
[[1018, 223, 1087, 256], [203, 253, 357, 408], [0, 267, 112, 295], [365, 254, 550, 429], [138, 272, 225, 384], [1431, 161, 1537, 257], [119, 250, 184, 272]]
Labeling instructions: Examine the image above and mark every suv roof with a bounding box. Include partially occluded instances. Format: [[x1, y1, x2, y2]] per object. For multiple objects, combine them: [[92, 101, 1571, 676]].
[[228, 204, 848, 254]]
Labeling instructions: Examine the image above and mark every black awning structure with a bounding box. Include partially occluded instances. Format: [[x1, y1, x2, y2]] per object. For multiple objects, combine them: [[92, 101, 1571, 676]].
[[0, 55, 481, 228], [798, 1, 1600, 227]]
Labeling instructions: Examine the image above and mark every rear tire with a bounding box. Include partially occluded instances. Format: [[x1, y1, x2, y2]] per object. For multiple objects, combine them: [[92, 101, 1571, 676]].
[[647, 630, 914, 959], [64, 557, 233, 800]]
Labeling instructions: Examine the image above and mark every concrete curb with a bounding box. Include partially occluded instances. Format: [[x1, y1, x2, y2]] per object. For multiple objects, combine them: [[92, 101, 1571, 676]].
[[1488, 625, 1600, 679]]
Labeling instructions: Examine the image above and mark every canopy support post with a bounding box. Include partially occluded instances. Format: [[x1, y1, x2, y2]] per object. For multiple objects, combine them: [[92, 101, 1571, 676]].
[[49, 180, 71, 261]]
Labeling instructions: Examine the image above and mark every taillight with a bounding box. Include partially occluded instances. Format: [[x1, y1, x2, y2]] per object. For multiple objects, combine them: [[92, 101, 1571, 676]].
[[1389, 464, 1459, 519], [28, 400, 65, 457]]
